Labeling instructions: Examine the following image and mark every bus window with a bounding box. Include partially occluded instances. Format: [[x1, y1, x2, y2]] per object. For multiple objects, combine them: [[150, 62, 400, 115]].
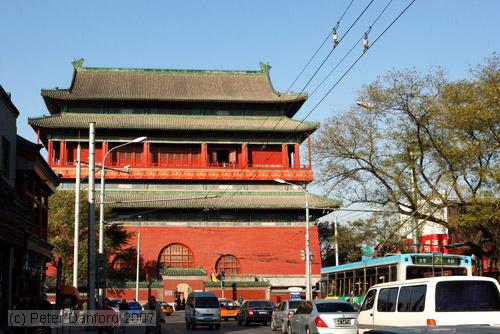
[[365, 267, 377, 290], [328, 275, 336, 296], [355, 270, 364, 295], [378, 267, 389, 284], [335, 274, 345, 296], [346, 271, 354, 295], [406, 266, 467, 279], [390, 265, 397, 282]]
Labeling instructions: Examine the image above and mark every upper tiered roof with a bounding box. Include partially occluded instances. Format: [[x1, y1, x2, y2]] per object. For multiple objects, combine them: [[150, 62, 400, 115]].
[[41, 59, 307, 114]]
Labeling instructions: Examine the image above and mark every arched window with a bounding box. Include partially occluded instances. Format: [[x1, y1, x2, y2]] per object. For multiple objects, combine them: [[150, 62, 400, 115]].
[[159, 243, 194, 268], [216, 254, 240, 274]]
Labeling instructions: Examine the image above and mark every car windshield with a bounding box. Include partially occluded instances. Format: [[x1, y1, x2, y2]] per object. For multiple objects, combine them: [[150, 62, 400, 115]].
[[109, 300, 119, 307], [436, 281, 500, 312], [248, 301, 274, 308], [316, 302, 356, 313], [195, 297, 220, 308], [288, 301, 303, 309]]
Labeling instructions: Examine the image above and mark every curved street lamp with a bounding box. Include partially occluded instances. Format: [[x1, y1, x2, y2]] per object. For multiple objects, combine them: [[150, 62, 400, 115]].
[[98, 136, 147, 304], [275, 178, 311, 300]]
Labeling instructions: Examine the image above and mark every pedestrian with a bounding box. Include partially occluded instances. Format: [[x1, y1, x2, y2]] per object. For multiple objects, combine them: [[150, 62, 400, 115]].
[[97, 298, 118, 334], [175, 296, 181, 311], [143, 296, 165, 334], [181, 297, 185, 310], [238, 296, 243, 306], [118, 299, 130, 333]]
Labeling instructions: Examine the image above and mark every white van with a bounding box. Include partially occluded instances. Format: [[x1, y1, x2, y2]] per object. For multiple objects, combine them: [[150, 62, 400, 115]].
[[357, 276, 500, 333]]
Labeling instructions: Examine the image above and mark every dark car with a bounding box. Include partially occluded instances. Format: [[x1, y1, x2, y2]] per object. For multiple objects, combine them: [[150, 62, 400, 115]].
[[237, 300, 275, 326]]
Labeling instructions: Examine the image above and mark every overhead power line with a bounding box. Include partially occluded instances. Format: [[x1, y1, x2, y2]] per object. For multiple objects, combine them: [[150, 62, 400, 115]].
[[286, 0, 355, 93], [294, 0, 417, 129], [295, 0, 375, 96]]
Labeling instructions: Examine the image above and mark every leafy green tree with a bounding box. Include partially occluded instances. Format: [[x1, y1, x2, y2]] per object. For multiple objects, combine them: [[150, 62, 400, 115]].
[[48, 190, 135, 286], [314, 54, 499, 264], [319, 216, 404, 266]]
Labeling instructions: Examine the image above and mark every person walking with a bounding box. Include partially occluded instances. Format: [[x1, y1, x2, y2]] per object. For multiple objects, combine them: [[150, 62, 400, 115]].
[[143, 296, 165, 334], [118, 299, 130, 333]]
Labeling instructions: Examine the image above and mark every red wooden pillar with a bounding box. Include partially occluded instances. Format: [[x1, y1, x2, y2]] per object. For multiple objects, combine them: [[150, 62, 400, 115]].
[[144, 142, 150, 167], [241, 143, 248, 168], [281, 144, 288, 169], [307, 135, 312, 168], [47, 140, 53, 165], [102, 141, 108, 165], [294, 143, 300, 169], [201, 143, 208, 168], [60, 141, 66, 166]]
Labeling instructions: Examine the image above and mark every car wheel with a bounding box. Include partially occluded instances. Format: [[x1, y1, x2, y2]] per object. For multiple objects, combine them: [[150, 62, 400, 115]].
[[215, 324, 220, 330], [287, 323, 293, 334], [209, 325, 213, 329], [270, 319, 277, 331], [281, 321, 287, 334], [192, 322, 196, 329]]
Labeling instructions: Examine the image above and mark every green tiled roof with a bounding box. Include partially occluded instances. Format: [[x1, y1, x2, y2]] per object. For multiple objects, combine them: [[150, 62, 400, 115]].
[[28, 113, 318, 133], [108, 280, 163, 288], [41, 62, 306, 104], [161, 267, 207, 276], [205, 281, 271, 288], [105, 191, 339, 210]]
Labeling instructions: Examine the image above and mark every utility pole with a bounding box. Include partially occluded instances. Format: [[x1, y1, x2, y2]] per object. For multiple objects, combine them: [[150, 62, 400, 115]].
[[73, 143, 81, 288], [334, 215, 339, 266], [305, 190, 311, 301], [135, 215, 142, 302], [87, 122, 96, 311]]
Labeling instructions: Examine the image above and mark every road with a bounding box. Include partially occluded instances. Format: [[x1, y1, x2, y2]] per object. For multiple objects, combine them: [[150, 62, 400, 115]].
[[162, 310, 275, 334]]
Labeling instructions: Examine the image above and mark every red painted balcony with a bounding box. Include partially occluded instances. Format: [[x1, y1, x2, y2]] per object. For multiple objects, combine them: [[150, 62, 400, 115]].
[[48, 141, 313, 182]]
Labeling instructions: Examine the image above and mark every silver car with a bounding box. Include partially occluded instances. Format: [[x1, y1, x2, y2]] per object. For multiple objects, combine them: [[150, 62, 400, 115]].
[[288, 300, 358, 334], [271, 299, 304, 333], [185, 291, 221, 329]]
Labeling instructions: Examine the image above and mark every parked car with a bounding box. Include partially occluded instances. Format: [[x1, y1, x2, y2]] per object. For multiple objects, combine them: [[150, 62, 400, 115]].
[[357, 276, 500, 333], [185, 291, 221, 329], [158, 301, 174, 316], [237, 300, 275, 326], [288, 300, 358, 334], [128, 301, 142, 314], [271, 299, 304, 333], [364, 326, 500, 333], [219, 299, 240, 321]]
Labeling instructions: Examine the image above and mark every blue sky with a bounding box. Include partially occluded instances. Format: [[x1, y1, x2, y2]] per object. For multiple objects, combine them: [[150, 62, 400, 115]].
[[1, 1, 498, 217]]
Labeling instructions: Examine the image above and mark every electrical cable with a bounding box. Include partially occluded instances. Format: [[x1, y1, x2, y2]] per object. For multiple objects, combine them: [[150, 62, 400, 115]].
[[293, 0, 416, 130], [285, 0, 355, 93]]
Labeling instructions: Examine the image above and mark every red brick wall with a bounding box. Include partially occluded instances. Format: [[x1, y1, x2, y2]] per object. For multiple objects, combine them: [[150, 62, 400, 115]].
[[107, 288, 161, 303], [123, 226, 322, 277]]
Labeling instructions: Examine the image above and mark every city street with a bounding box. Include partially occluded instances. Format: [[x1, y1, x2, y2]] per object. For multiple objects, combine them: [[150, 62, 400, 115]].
[[162, 311, 273, 334]]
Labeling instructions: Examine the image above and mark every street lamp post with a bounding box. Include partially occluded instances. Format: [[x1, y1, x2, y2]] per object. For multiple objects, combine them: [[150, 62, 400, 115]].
[[275, 179, 311, 300], [98, 136, 146, 305]]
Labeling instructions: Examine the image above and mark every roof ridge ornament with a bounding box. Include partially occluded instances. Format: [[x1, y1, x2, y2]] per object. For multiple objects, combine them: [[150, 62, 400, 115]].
[[259, 62, 271, 73], [72, 58, 85, 69]]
